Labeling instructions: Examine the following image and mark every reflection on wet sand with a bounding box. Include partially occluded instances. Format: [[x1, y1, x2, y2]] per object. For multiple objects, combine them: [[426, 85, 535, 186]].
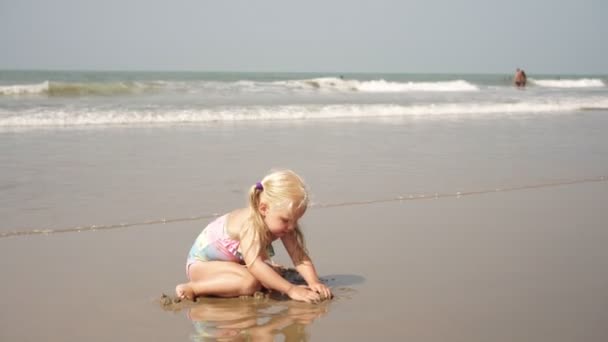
[[160, 271, 361, 341], [187, 297, 331, 341]]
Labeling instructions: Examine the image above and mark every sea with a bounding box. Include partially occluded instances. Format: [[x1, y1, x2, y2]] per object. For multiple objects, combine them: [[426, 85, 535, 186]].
[[1, 70, 607, 127], [1, 71, 608, 341]]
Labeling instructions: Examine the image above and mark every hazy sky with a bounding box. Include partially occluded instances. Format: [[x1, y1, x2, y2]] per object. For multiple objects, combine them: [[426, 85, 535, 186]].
[[1, 0, 606, 74]]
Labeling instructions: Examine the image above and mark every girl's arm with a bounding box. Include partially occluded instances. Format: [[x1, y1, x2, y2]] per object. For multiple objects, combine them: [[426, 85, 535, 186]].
[[240, 228, 321, 303], [281, 233, 332, 299]]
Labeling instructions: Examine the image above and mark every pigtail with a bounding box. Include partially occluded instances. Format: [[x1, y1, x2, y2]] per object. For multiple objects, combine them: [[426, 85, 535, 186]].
[[241, 181, 272, 264], [291, 224, 309, 264]]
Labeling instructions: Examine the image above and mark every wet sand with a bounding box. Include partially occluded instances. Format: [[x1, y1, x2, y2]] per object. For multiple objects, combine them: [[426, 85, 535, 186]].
[[1, 181, 607, 341]]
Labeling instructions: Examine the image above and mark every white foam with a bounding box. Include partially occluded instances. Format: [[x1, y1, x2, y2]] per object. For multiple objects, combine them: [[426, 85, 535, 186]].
[[2, 97, 606, 129], [357, 79, 479, 92], [0, 81, 49, 95], [531, 78, 605, 88], [279, 78, 479, 92]]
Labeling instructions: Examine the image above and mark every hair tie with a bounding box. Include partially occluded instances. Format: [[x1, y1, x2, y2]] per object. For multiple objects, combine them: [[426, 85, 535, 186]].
[[255, 181, 264, 191]]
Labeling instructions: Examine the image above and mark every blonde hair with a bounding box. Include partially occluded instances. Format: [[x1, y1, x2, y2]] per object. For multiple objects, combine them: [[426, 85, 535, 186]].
[[242, 169, 309, 262]]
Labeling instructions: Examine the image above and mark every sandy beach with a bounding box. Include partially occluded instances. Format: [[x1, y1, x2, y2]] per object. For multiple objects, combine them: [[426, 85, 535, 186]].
[[1, 182, 607, 341], [1, 111, 608, 341]]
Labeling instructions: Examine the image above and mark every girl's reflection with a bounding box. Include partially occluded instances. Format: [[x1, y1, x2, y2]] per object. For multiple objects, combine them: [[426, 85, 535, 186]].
[[188, 296, 330, 341]]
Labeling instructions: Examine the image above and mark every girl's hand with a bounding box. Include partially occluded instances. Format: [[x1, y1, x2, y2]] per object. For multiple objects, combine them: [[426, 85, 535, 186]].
[[308, 282, 332, 300], [287, 285, 321, 304]]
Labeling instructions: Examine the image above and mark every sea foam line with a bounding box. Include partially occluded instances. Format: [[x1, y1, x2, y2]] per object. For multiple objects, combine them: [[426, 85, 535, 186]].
[[279, 77, 480, 92], [2, 99, 607, 129], [531, 78, 605, 88], [1, 175, 606, 239]]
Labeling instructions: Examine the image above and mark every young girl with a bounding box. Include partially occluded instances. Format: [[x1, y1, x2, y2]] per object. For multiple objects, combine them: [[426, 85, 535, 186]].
[[176, 169, 332, 303]]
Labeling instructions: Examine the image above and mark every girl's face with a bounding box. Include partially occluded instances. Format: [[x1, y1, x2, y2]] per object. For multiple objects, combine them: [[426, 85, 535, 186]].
[[260, 203, 305, 238]]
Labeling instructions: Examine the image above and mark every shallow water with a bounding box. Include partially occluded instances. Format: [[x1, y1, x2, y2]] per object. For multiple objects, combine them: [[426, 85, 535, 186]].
[[1, 111, 607, 235]]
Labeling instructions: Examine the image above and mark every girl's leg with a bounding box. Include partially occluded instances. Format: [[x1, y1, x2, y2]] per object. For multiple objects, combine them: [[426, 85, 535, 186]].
[[176, 261, 261, 300]]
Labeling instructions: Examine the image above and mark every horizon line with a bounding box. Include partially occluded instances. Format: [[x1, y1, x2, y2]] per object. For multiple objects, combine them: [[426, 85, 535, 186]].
[[1, 68, 606, 76]]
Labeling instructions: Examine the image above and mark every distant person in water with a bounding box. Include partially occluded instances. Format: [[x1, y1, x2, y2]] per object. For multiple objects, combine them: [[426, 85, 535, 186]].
[[513, 68, 527, 88]]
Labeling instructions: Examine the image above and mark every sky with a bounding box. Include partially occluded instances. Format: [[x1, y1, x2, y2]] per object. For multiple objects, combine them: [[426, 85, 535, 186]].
[[0, 0, 606, 74]]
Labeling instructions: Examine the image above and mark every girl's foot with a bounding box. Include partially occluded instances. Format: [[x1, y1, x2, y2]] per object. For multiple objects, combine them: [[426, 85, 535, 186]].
[[175, 283, 195, 300]]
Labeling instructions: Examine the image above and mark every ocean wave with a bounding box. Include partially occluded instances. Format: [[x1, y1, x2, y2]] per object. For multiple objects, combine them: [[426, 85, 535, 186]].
[[0, 81, 50, 95], [2, 98, 606, 128], [530, 78, 605, 88], [0, 78, 479, 97], [2, 74, 606, 98], [279, 77, 479, 92], [0, 81, 154, 96]]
